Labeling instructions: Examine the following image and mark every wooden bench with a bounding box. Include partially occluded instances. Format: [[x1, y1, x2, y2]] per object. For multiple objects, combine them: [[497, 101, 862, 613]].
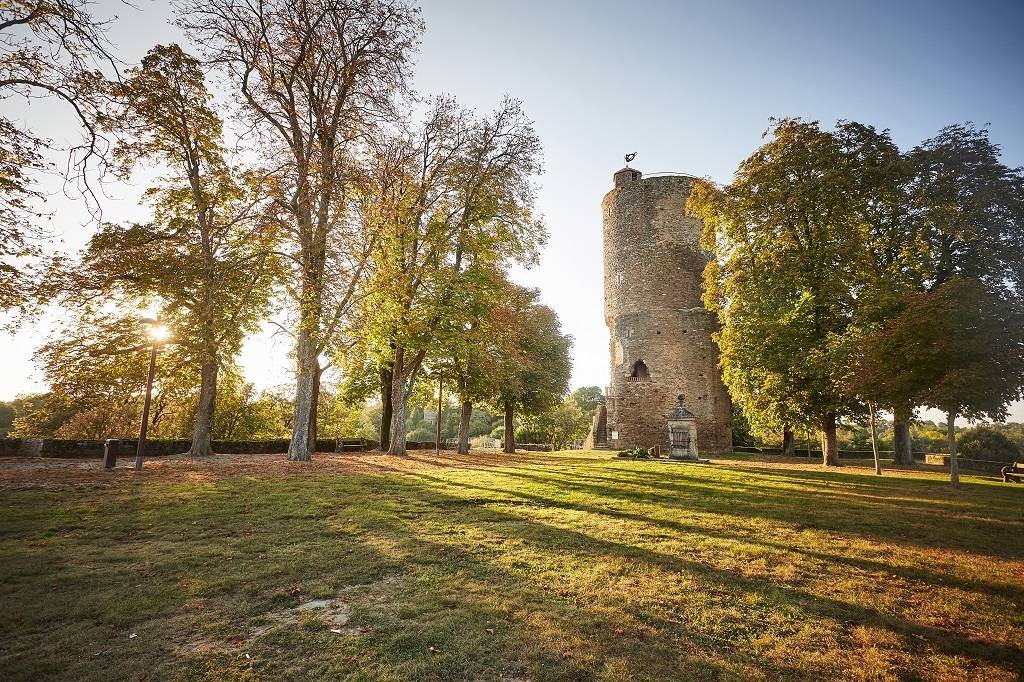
[[1002, 462, 1023, 483]]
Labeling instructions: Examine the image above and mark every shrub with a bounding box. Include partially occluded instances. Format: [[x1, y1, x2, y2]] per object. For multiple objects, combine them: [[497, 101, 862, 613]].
[[514, 427, 547, 444], [407, 426, 435, 443], [615, 447, 655, 459], [958, 426, 1022, 463]]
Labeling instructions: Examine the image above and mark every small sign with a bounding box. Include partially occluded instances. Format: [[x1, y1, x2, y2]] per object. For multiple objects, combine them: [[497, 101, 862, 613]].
[[611, 431, 619, 440]]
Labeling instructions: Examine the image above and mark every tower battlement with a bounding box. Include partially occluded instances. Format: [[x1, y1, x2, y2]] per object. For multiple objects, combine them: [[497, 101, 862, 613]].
[[601, 167, 732, 453]]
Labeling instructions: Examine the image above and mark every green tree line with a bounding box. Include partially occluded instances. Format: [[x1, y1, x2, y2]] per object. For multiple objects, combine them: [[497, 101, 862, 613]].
[[2, 0, 579, 458], [692, 118, 1024, 486]]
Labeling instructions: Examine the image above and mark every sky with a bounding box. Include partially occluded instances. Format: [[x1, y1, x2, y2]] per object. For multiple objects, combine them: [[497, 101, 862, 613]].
[[3, 0, 1024, 421]]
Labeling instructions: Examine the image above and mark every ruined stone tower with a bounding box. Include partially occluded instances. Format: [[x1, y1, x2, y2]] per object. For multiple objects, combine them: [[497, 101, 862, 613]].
[[601, 166, 732, 453]]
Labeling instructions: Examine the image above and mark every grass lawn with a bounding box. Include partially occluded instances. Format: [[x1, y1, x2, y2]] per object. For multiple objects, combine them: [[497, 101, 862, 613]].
[[1, 450, 1022, 681]]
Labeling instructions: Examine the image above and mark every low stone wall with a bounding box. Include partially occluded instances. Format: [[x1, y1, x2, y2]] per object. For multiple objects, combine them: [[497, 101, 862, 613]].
[[0, 437, 381, 459], [0, 437, 554, 459], [923, 454, 1011, 474]]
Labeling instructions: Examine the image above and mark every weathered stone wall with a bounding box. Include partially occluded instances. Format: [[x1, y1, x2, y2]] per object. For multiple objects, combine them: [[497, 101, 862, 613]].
[[603, 169, 733, 453]]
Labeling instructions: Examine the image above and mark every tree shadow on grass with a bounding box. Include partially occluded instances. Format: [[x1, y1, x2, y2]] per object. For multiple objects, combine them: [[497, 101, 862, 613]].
[[487, 466, 1024, 560], [328, 491, 816, 680], [383, 473, 1024, 677], [444, 468, 1024, 605]]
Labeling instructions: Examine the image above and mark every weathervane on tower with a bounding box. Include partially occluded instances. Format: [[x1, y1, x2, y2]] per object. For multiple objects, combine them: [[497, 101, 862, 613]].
[[625, 152, 637, 167]]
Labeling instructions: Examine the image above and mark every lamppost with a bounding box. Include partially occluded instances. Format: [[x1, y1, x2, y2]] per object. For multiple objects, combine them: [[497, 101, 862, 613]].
[[136, 319, 170, 472], [435, 371, 443, 456]]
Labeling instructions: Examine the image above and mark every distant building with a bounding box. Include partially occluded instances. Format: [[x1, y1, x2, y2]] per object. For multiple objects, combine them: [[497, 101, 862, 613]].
[[588, 166, 732, 453]]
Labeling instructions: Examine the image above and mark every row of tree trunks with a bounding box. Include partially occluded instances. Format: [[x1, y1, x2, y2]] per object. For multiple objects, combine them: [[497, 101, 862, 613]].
[[377, 387, 494, 457], [795, 404, 914, 470], [379, 366, 479, 456]]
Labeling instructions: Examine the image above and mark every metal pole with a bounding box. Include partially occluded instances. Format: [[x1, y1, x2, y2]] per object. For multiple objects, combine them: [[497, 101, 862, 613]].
[[135, 342, 158, 472], [435, 372, 443, 456], [869, 401, 882, 475]]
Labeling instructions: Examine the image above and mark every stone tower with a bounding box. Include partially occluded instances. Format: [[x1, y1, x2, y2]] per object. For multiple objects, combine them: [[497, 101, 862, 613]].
[[601, 166, 732, 453]]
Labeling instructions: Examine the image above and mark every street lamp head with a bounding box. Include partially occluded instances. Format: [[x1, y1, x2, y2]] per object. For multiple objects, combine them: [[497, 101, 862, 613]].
[[147, 323, 171, 343]]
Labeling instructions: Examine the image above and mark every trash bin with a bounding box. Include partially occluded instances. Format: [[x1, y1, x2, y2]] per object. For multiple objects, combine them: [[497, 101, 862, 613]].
[[103, 439, 120, 470]]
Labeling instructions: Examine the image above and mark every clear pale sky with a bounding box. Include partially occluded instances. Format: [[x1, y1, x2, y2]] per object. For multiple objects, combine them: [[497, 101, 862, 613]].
[[3, 0, 1023, 422]]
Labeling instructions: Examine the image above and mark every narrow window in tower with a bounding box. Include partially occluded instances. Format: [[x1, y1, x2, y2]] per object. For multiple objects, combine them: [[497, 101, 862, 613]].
[[628, 360, 650, 382], [617, 272, 624, 285]]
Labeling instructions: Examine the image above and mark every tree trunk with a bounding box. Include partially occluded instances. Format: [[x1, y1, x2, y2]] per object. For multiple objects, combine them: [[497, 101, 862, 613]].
[[288, 326, 320, 461], [379, 364, 393, 451], [388, 377, 409, 456], [503, 401, 515, 454], [187, 359, 218, 457], [868, 401, 882, 476], [892, 401, 914, 466], [457, 400, 472, 455], [821, 412, 840, 466], [947, 409, 960, 489], [782, 427, 795, 457], [387, 349, 425, 457]]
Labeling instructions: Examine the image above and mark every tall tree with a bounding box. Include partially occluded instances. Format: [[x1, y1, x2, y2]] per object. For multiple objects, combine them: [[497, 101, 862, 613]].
[[448, 271, 522, 455], [1, 0, 117, 310], [910, 124, 1024, 485], [62, 44, 277, 457], [179, 0, 423, 461], [834, 121, 922, 465], [570, 386, 604, 419], [902, 280, 1023, 487], [520, 396, 590, 451], [691, 119, 863, 466], [485, 287, 572, 454], [360, 97, 544, 456]]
